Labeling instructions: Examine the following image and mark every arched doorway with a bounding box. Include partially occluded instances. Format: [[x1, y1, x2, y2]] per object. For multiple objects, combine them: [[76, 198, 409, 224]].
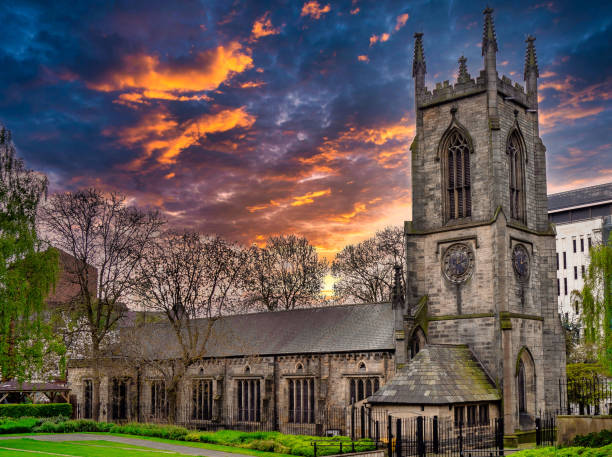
[[516, 347, 536, 429]]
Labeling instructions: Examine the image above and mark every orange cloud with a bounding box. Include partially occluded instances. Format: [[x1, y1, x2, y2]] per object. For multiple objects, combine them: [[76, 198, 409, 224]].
[[369, 33, 390, 46], [540, 71, 557, 78], [394, 13, 409, 31], [357, 55, 369, 62], [239, 81, 266, 88], [88, 42, 252, 102], [539, 77, 611, 131], [301, 1, 331, 19], [114, 107, 256, 168], [251, 12, 281, 39], [350, 7, 360, 15], [291, 189, 331, 206], [331, 202, 367, 222]]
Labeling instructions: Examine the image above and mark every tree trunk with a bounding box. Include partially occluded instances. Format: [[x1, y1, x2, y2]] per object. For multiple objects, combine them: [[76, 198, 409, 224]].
[[91, 339, 102, 421], [166, 386, 178, 424]]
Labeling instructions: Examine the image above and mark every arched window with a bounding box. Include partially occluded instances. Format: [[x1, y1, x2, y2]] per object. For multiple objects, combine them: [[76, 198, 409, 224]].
[[507, 131, 526, 223], [296, 363, 303, 373], [517, 360, 526, 413], [444, 130, 472, 221], [358, 362, 366, 373]]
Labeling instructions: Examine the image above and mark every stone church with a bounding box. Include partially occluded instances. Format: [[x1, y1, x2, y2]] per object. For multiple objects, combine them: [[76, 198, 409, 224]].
[[67, 8, 566, 437]]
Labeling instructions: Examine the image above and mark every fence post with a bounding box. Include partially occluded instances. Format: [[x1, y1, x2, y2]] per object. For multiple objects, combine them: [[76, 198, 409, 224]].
[[388, 415, 393, 457], [351, 404, 356, 441], [396, 418, 402, 457], [433, 415, 439, 454], [361, 406, 365, 439], [535, 417, 541, 446], [498, 418, 504, 456], [417, 416, 424, 457], [313, 442, 317, 457]]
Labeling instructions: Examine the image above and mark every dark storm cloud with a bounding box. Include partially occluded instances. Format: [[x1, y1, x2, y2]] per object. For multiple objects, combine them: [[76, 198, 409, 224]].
[[0, 0, 610, 254]]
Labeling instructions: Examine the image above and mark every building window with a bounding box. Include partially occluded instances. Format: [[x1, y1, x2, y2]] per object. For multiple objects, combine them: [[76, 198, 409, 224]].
[[467, 405, 477, 426], [83, 379, 93, 419], [582, 265, 585, 278], [574, 266, 578, 280], [507, 130, 526, 223], [111, 378, 128, 421], [563, 252, 567, 269], [349, 378, 380, 403], [564, 278, 568, 295], [237, 379, 260, 422], [444, 130, 471, 221], [573, 239, 577, 253], [288, 378, 314, 423], [581, 238, 584, 252], [454, 405, 464, 427], [518, 361, 526, 414], [150, 380, 166, 418], [556, 253, 559, 270], [588, 237, 592, 249], [479, 404, 489, 425], [193, 379, 213, 420], [557, 279, 560, 296], [358, 362, 366, 373]]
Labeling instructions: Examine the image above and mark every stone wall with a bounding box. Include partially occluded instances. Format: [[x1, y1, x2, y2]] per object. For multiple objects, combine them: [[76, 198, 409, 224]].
[[556, 415, 612, 446]]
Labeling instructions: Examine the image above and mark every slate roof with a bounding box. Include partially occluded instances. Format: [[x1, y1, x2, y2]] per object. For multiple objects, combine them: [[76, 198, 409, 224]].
[[125, 302, 395, 359], [367, 344, 500, 405], [548, 182, 612, 212]]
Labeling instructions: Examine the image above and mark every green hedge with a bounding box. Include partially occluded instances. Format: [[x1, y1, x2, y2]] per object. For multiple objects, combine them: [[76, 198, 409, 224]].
[[511, 444, 612, 457], [573, 429, 612, 448], [0, 403, 72, 418]]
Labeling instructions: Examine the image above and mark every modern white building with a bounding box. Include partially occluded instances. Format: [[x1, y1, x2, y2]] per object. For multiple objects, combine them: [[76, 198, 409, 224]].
[[548, 183, 612, 323]]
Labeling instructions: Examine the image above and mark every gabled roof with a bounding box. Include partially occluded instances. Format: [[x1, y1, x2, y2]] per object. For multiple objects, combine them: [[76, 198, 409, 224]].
[[367, 344, 500, 405], [124, 302, 395, 359], [548, 182, 612, 212]]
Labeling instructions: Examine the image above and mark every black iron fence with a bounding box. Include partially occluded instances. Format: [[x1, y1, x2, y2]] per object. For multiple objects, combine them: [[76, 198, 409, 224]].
[[384, 416, 504, 457], [558, 377, 612, 416], [535, 413, 555, 447]]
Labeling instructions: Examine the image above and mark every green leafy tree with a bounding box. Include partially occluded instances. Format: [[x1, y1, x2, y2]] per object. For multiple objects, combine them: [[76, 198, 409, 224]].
[[578, 235, 612, 375], [0, 126, 60, 382]]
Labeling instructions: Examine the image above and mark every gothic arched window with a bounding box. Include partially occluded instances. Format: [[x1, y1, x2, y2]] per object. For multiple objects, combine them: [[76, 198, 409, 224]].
[[517, 360, 526, 413], [507, 131, 526, 223], [444, 130, 472, 221]]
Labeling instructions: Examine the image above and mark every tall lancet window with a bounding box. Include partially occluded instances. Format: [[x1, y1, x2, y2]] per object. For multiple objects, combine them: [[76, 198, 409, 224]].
[[507, 131, 526, 223], [445, 130, 472, 220]]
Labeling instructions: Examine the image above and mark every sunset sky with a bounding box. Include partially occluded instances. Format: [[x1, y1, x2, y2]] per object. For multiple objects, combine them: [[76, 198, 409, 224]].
[[1, 0, 610, 258]]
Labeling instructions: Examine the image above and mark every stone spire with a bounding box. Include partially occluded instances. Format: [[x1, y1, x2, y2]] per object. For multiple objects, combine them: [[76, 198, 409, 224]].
[[412, 32, 426, 78], [413, 33, 426, 104], [391, 264, 405, 309], [482, 6, 498, 55], [457, 55, 470, 83], [524, 36, 539, 109], [524, 35, 539, 79], [482, 7, 499, 129]]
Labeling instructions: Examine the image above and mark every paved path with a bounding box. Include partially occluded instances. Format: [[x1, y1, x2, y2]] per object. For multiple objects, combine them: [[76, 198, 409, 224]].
[[0, 434, 258, 457]]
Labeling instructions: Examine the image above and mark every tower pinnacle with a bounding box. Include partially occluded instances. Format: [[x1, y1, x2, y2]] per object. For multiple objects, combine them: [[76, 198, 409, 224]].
[[412, 32, 426, 78], [458, 56, 470, 83], [482, 6, 498, 55], [524, 35, 539, 80]]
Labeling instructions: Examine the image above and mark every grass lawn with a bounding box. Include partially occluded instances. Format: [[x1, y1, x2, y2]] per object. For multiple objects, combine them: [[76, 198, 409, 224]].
[[0, 439, 195, 457], [102, 434, 294, 457]]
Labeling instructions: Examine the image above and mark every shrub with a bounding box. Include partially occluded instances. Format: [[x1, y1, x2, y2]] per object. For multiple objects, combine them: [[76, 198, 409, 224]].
[[573, 429, 612, 447], [0, 403, 72, 418], [0, 417, 40, 434]]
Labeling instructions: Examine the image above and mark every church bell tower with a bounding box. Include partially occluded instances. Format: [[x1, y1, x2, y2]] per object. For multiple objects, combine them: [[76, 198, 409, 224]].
[[404, 8, 566, 433]]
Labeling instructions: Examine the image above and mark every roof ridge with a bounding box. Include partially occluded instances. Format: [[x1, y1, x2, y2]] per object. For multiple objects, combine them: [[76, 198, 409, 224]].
[[549, 181, 612, 198]]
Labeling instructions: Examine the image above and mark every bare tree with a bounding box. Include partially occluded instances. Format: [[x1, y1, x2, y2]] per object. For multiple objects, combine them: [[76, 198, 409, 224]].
[[331, 226, 406, 303], [128, 231, 248, 422], [245, 234, 328, 311], [40, 188, 164, 420]]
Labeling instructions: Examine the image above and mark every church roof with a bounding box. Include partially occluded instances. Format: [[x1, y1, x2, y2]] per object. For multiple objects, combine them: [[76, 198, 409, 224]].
[[125, 302, 395, 359], [548, 182, 612, 212], [367, 344, 500, 405]]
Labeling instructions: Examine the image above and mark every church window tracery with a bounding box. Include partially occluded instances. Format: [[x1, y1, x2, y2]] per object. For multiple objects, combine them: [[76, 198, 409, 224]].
[[192, 379, 213, 420], [507, 130, 526, 223], [443, 130, 472, 221], [236, 379, 260, 422], [288, 378, 314, 423], [150, 379, 166, 419], [349, 377, 380, 403]]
